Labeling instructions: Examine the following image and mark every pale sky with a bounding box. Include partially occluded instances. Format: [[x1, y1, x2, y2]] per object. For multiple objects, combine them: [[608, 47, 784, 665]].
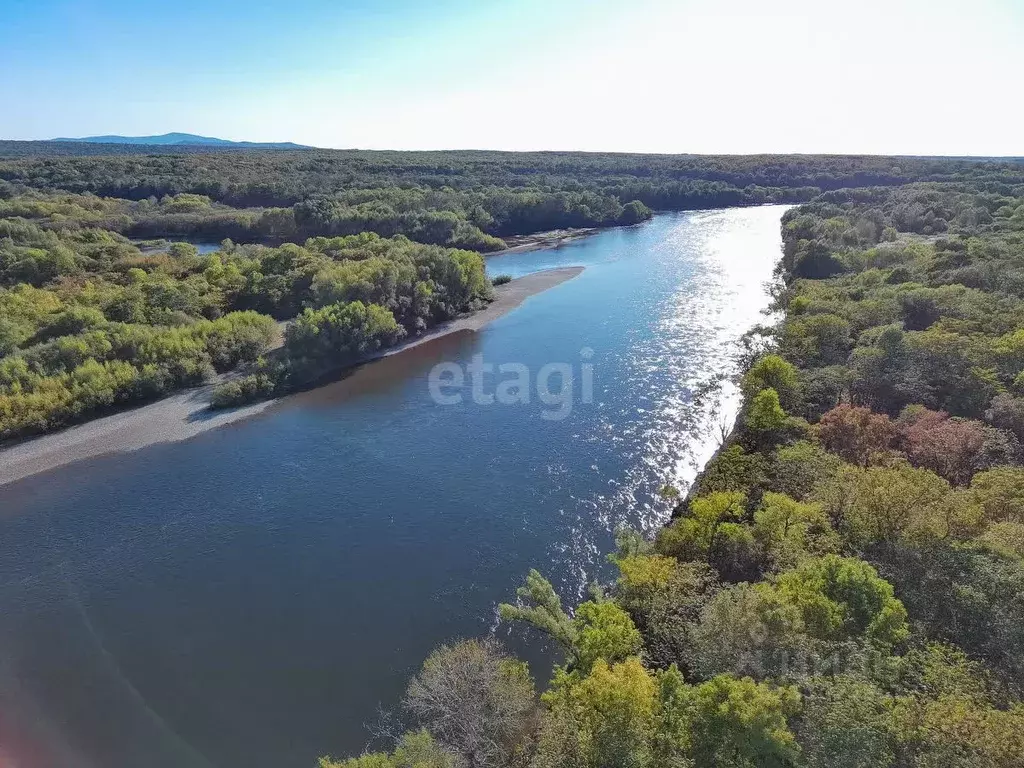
[[2, 0, 1021, 155]]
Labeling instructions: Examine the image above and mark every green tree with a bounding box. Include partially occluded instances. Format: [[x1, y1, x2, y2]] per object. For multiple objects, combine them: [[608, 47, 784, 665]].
[[501, 570, 641, 674], [573, 601, 643, 673], [656, 492, 747, 563], [752, 492, 838, 571], [681, 675, 801, 768], [969, 466, 1024, 523], [745, 389, 789, 447], [772, 555, 909, 648], [976, 521, 1024, 558], [768, 441, 841, 501], [871, 541, 1024, 692], [690, 583, 805, 680], [812, 462, 962, 545], [285, 300, 404, 381], [618, 200, 653, 225], [693, 444, 770, 498], [319, 731, 453, 768], [796, 676, 895, 768], [537, 657, 657, 768], [499, 570, 577, 661], [743, 356, 801, 412], [616, 557, 721, 673], [782, 313, 852, 368]]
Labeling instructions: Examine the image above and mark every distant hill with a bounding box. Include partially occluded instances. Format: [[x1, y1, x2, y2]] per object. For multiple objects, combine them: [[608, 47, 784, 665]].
[[49, 132, 310, 150]]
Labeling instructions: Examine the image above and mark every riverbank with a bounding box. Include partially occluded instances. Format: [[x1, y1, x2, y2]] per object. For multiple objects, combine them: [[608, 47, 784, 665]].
[[490, 227, 598, 256], [0, 267, 584, 487]]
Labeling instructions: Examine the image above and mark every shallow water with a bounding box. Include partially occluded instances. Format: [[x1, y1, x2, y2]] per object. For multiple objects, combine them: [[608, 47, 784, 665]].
[[134, 240, 223, 255], [0, 206, 787, 768]]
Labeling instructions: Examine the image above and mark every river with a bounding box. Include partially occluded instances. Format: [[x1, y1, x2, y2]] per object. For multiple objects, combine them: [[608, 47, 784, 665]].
[[0, 206, 788, 768]]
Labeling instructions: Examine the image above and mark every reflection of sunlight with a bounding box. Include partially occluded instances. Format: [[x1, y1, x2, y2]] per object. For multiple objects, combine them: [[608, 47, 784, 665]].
[[565, 206, 787, 587]]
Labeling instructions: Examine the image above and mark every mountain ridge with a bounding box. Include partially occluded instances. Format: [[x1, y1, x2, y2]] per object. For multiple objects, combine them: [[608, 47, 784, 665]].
[[49, 132, 310, 149]]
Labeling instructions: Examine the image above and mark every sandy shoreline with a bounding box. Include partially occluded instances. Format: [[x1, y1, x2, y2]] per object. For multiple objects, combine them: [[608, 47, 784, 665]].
[[488, 227, 598, 257], [0, 266, 584, 487]]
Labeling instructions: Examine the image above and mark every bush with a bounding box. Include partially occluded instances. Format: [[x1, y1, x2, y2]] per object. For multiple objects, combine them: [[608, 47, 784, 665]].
[[285, 300, 404, 383], [209, 372, 280, 409]]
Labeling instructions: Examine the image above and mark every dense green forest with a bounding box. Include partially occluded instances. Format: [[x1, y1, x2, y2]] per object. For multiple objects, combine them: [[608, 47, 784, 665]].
[[8, 147, 1018, 440], [3, 146, 1023, 248], [0, 204, 492, 437], [323, 179, 1024, 767]]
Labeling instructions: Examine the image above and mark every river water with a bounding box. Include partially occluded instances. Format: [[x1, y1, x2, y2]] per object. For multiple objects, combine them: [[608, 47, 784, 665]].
[[0, 206, 787, 768]]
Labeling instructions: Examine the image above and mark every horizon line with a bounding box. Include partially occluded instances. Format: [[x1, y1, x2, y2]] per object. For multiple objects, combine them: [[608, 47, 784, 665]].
[[2, 137, 1022, 160]]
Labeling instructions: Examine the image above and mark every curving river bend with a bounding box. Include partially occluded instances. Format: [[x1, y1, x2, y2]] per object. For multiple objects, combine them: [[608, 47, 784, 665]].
[[0, 206, 788, 768]]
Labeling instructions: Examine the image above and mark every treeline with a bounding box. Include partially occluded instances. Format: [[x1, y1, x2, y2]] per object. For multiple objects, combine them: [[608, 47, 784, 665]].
[[4, 146, 1024, 209], [0, 206, 490, 438], [7, 147, 1024, 260], [326, 181, 1024, 768], [0, 187, 507, 253], [0, 185, 658, 252], [6, 149, 1024, 244]]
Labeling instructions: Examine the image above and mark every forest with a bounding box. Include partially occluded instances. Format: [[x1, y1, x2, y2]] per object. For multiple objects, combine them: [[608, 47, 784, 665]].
[[3, 145, 1023, 247], [0, 205, 492, 438], [9, 146, 1017, 439], [322, 179, 1024, 767]]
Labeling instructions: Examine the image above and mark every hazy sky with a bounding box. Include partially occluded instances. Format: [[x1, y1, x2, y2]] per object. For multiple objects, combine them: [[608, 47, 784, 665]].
[[2, 0, 1021, 155]]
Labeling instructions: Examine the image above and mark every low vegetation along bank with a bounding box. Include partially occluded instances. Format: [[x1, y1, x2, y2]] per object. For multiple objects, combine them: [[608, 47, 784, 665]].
[[325, 180, 1024, 767]]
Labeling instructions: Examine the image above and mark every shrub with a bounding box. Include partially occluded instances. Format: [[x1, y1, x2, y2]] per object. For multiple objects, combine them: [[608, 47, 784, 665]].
[[209, 373, 280, 409]]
